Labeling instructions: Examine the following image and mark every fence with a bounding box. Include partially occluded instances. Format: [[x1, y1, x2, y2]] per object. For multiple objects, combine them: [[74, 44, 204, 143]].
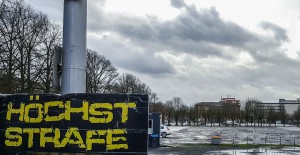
[[218, 132, 300, 146]]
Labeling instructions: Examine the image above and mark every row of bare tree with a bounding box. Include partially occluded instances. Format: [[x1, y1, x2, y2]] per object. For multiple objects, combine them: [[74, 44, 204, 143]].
[[0, 0, 154, 97], [150, 97, 240, 126], [150, 98, 299, 127]]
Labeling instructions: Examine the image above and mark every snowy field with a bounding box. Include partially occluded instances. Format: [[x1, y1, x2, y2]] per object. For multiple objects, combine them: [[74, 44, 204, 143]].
[[161, 126, 300, 146], [151, 126, 300, 155], [204, 147, 300, 155]]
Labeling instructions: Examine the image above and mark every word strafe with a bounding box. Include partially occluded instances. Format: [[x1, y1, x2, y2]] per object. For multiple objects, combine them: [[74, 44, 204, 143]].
[[5, 127, 128, 151]]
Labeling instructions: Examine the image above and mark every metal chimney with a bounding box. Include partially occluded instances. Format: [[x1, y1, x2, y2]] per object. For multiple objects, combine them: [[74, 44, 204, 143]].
[[62, 0, 87, 94]]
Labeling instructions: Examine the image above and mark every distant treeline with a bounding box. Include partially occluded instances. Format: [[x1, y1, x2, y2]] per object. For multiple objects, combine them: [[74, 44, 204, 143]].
[[150, 98, 300, 127]]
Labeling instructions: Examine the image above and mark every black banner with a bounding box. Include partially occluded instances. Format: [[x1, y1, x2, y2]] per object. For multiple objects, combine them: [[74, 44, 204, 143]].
[[0, 94, 148, 154]]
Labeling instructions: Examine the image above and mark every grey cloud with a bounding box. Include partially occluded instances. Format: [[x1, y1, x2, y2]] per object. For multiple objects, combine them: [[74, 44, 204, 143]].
[[91, 2, 299, 104], [87, 1, 106, 32], [117, 22, 154, 41], [260, 21, 289, 41], [87, 0, 297, 83], [87, 35, 175, 75], [88, 4, 264, 59], [187, 56, 300, 101], [170, 0, 186, 9], [37, 0, 289, 58], [23, 0, 300, 103], [119, 53, 176, 75], [243, 62, 300, 91], [167, 7, 257, 48]]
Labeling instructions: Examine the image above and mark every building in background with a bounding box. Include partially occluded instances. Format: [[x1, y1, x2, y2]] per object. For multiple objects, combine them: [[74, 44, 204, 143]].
[[259, 98, 300, 115], [194, 96, 241, 125], [196, 96, 241, 110], [279, 98, 300, 115], [220, 96, 240, 104]]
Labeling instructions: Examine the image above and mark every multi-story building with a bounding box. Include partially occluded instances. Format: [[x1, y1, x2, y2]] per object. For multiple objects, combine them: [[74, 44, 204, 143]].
[[194, 96, 241, 123], [279, 98, 300, 115], [258, 98, 300, 116], [220, 97, 240, 104], [196, 96, 240, 109]]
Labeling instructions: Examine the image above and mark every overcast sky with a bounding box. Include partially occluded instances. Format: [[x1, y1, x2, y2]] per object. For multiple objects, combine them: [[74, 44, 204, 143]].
[[25, 0, 300, 104]]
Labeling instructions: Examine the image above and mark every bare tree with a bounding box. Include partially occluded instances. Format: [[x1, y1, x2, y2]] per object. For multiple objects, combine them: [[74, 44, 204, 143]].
[[243, 98, 264, 126], [14, 1, 48, 93], [86, 50, 118, 93], [293, 107, 300, 127], [0, 0, 51, 93], [36, 22, 62, 93], [149, 92, 159, 105], [194, 104, 200, 126], [178, 104, 188, 126], [149, 101, 167, 124], [149, 100, 163, 112], [112, 73, 151, 94], [215, 107, 222, 126], [256, 104, 265, 126], [165, 100, 175, 125], [202, 107, 210, 126], [149, 93, 164, 115], [171, 97, 186, 126], [244, 100, 252, 126], [194, 104, 206, 126], [0, 0, 23, 93], [223, 102, 240, 125], [187, 105, 197, 126]]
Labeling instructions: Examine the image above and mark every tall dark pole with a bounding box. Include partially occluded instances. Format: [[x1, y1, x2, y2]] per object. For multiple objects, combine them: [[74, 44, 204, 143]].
[[62, 0, 87, 94]]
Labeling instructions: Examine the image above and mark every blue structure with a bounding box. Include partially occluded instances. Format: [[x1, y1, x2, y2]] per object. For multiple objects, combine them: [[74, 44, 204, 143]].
[[148, 113, 160, 148]]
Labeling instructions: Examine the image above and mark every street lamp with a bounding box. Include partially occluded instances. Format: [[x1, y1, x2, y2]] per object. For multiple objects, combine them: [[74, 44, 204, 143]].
[[62, 0, 87, 94]]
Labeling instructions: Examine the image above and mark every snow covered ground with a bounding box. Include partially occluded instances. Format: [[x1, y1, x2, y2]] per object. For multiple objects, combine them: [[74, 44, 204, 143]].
[[204, 147, 300, 155], [161, 126, 300, 146], [155, 126, 300, 154]]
